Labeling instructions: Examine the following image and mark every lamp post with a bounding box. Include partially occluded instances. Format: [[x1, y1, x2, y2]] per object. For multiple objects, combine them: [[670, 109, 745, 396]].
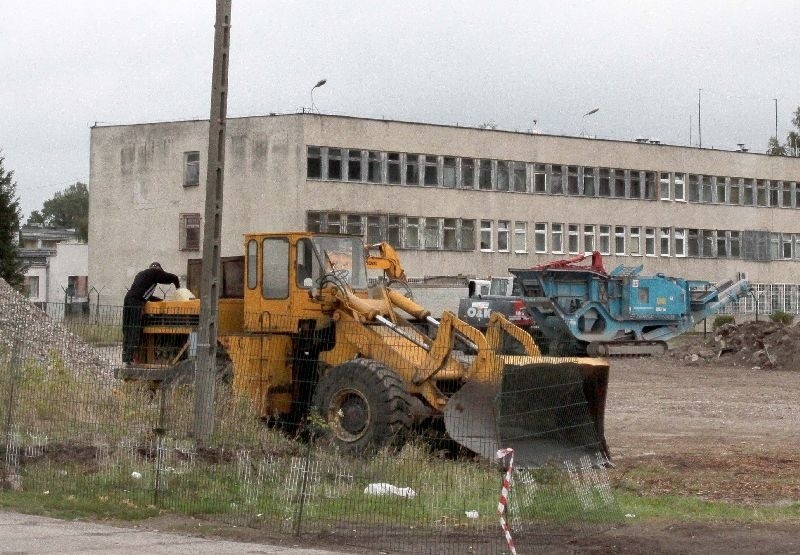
[[581, 108, 599, 137], [310, 79, 327, 113]]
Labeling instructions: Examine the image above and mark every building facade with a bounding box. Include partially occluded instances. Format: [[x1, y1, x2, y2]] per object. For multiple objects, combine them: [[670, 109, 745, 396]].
[[89, 114, 800, 313], [19, 225, 89, 313]]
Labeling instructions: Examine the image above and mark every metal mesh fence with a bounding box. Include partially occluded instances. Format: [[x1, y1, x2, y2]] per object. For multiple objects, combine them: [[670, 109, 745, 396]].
[[1, 286, 620, 553]]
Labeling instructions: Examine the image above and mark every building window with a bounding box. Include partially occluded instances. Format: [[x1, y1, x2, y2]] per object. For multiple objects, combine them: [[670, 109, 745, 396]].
[[674, 173, 685, 201], [387, 215, 401, 247], [717, 230, 729, 258], [781, 182, 792, 207], [659, 172, 670, 200], [582, 167, 596, 196], [326, 212, 342, 234], [404, 217, 421, 249], [644, 227, 656, 256], [794, 182, 800, 208], [730, 231, 741, 258], [423, 155, 439, 186], [366, 215, 384, 244], [743, 179, 754, 205], [599, 225, 611, 255], [513, 162, 527, 192], [702, 230, 715, 257], [346, 214, 362, 236], [497, 161, 511, 191], [461, 158, 476, 188], [568, 224, 580, 254], [424, 218, 440, 249], [629, 226, 642, 256], [614, 226, 626, 255], [644, 171, 657, 199], [629, 171, 641, 199], [688, 174, 700, 202], [583, 224, 596, 252], [23, 276, 39, 298], [183, 151, 200, 186], [513, 222, 527, 253], [534, 223, 547, 253], [443, 218, 458, 249], [550, 165, 564, 194], [347, 149, 363, 181], [405, 154, 420, 186], [307, 212, 322, 232], [688, 229, 700, 257], [306, 147, 321, 179], [327, 148, 343, 180], [598, 168, 611, 197], [701, 176, 713, 203], [674, 229, 686, 257], [730, 178, 741, 204], [613, 170, 625, 198], [782, 234, 793, 259], [756, 180, 767, 206], [660, 227, 671, 256], [387, 152, 401, 184], [367, 151, 382, 183], [478, 159, 493, 190], [461, 219, 476, 251], [567, 166, 579, 195], [552, 223, 564, 253], [769, 181, 780, 207], [533, 163, 547, 193], [480, 220, 493, 251], [497, 220, 510, 252], [716, 177, 728, 204], [443, 157, 457, 187], [179, 213, 201, 251]]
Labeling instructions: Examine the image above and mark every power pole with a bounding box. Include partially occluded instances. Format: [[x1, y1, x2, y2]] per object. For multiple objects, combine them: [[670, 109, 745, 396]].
[[774, 98, 778, 140], [194, 0, 232, 443], [697, 89, 702, 148]]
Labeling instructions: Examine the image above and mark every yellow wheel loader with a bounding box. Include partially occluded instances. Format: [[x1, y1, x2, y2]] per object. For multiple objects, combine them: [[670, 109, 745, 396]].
[[117, 232, 611, 465]]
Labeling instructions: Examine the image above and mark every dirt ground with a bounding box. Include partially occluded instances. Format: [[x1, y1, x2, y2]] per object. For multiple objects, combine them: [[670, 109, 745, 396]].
[[120, 354, 799, 554]]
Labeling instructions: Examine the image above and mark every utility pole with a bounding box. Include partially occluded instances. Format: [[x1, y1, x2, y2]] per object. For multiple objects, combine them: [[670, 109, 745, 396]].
[[698, 89, 702, 148], [194, 0, 232, 443], [774, 98, 778, 140]]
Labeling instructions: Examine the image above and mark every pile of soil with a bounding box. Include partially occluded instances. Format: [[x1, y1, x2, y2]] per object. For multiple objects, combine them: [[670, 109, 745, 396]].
[[668, 320, 800, 371], [0, 277, 109, 379]]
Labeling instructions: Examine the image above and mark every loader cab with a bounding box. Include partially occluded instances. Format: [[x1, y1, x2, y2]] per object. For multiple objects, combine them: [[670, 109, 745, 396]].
[[243, 232, 369, 333]]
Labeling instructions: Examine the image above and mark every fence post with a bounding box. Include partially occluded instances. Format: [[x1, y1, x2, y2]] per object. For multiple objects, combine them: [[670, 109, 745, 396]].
[[2, 339, 22, 489]]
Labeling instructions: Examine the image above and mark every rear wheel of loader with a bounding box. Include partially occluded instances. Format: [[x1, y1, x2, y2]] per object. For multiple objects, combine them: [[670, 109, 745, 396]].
[[313, 359, 412, 454]]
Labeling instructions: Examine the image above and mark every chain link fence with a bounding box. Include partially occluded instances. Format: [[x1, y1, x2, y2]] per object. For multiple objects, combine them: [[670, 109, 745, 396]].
[[1, 281, 620, 553]]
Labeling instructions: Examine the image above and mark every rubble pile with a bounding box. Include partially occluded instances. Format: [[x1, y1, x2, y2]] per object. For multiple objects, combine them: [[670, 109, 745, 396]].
[[668, 320, 800, 371], [0, 277, 110, 379]]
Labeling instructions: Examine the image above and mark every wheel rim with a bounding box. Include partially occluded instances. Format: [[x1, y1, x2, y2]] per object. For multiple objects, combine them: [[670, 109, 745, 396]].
[[327, 388, 371, 443]]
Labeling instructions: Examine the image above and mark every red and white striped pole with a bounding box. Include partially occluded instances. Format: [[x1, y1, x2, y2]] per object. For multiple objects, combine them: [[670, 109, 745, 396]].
[[496, 447, 518, 555]]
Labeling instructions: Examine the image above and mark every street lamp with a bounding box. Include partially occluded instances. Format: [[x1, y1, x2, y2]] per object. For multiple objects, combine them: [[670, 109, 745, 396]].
[[581, 108, 600, 137], [310, 79, 327, 113]]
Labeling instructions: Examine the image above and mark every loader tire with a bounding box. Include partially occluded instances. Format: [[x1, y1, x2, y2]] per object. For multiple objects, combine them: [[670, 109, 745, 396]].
[[313, 359, 412, 454]]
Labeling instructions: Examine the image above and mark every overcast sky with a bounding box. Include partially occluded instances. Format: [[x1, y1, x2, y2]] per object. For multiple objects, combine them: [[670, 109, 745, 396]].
[[2, 0, 799, 219]]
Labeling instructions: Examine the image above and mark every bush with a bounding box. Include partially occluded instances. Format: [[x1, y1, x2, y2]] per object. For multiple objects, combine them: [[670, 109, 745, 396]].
[[769, 311, 794, 325], [712, 315, 735, 329]]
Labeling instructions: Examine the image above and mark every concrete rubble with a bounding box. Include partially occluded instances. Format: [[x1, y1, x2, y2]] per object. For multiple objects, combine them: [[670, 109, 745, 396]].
[[668, 319, 800, 371]]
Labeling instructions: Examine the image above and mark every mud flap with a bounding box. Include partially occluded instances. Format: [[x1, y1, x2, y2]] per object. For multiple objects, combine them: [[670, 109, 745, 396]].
[[443, 362, 609, 466]]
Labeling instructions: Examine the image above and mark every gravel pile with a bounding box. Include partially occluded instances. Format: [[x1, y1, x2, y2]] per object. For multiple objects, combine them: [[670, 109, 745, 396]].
[[0, 277, 111, 379], [668, 320, 800, 371]]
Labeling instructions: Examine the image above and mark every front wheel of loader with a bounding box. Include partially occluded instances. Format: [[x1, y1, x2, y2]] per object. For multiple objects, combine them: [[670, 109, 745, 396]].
[[312, 359, 412, 454]]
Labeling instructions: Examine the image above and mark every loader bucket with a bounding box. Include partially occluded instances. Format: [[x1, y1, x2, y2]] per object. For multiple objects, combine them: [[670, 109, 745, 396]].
[[443, 357, 610, 466]]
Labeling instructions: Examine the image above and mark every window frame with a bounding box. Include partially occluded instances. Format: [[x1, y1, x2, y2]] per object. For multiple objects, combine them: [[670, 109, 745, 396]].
[[183, 151, 200, 187]]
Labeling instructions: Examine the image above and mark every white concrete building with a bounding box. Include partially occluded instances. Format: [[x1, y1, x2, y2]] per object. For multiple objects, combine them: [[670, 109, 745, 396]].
[[19, 225, 88, 313], [89, 113, 800, 313]]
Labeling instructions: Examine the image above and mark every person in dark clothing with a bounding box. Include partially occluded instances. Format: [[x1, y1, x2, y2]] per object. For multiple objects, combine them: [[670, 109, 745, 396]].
[[122, 262, 180, 364]]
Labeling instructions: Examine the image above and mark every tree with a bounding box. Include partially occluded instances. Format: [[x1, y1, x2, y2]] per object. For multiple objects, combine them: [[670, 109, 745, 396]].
[[0, 155, 25, 289], [26, 181, 89, 241], [766, 136, 787, 156]]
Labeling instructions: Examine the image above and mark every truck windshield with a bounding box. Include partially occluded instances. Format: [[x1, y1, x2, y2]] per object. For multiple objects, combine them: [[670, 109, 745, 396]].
[[311, 236, 368, 289]]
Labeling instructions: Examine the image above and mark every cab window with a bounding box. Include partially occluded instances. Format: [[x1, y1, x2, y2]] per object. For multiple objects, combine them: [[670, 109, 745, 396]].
[[262, 238, 289, 298]]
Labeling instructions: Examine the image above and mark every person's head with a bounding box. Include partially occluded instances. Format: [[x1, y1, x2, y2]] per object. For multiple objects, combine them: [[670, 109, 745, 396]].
[[149, 262, 162, 270]]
